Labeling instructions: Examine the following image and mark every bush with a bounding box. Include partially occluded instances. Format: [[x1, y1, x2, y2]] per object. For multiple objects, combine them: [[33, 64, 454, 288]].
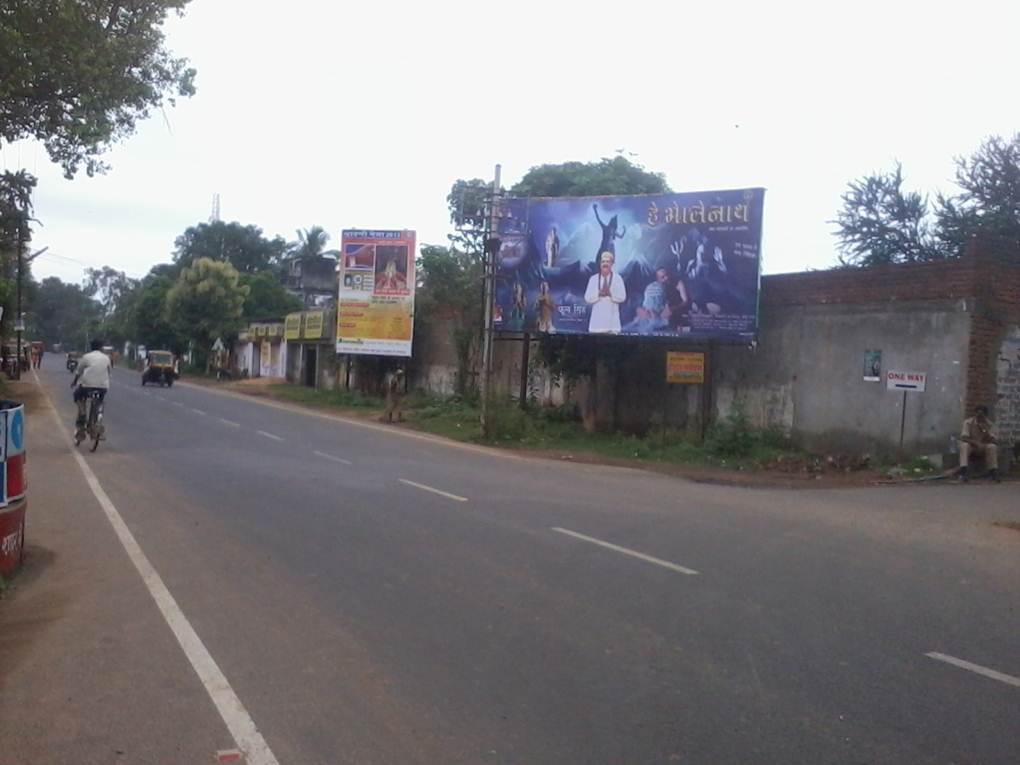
[[705, 403, 790, 458]]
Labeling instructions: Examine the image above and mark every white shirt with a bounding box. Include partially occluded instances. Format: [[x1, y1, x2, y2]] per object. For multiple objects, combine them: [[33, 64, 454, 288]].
[[76, 350, 112, 389], [584, 271, 627, 333]]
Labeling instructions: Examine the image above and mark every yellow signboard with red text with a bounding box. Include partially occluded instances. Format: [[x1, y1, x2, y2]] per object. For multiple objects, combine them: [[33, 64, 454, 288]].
[[666, 351, 705, 384]]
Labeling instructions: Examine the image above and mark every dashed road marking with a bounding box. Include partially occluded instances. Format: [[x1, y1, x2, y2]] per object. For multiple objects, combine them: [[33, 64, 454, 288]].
[[220, 419, 241, 428], [925, 652, 1020, 688], [314, 450, 352, 465], [257, 430, 283, 442], [191, 408, 207, 416], [551, 527, 699, 575], [398, 478, 467, 502]]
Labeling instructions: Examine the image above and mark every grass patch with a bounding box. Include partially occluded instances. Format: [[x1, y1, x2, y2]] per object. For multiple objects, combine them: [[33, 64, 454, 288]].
[[408, 396, 799, 470], [266, 384, 383, 410]]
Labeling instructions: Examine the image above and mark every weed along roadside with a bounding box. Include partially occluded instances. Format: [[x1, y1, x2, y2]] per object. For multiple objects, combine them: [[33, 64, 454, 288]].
[[181, 377, 900, 488]]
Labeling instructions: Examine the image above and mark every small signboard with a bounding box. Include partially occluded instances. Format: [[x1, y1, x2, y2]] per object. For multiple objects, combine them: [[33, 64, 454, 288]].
[[863, 350, 882, 382], [886, 370, 926, 392], [666, 352, 705, 384]]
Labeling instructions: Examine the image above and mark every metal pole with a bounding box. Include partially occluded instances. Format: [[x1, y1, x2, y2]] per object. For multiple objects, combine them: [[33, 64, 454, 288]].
[[898, 390, 907, 452], [15, 224, 24, 381], [519, 332, 530, 410], [479, 163, 501, 435]]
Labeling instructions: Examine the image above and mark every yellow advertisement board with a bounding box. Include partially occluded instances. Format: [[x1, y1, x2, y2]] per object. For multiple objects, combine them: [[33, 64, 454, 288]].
[[304, 311, 324, 339], [284, 313, 302, 340], [336, 229, 416, 357], [666, 351, 705, 384]]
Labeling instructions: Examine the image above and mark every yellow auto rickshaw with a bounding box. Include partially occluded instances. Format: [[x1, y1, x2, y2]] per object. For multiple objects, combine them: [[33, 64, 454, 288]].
[[141, 350, 176, 387]]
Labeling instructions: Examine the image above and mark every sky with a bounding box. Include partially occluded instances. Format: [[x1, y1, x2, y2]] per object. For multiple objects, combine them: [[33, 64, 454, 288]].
[[5, 0, 1019, 286]]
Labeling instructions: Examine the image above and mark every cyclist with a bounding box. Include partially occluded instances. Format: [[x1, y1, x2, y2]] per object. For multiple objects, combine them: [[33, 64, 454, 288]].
[[71, 339, 112, 434]]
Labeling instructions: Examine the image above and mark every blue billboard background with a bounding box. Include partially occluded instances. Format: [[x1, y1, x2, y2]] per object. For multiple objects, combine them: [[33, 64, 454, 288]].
[[492, 188, 764, 341]]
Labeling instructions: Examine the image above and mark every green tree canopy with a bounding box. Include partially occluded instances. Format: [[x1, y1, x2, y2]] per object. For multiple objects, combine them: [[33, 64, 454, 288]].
[[936, 134, 1020, 254], [84, 265, 137, 318], [289, 225, 336, 260], [240, 271, 303, 320], [164, 258, 248, 361], [415, 244, 484, 395], [510, 156, 671, 198], [29, 275, 102, 350], [173, 221, 287, 275], [832, 163, 944, 267], [0, 0, 196, 178]]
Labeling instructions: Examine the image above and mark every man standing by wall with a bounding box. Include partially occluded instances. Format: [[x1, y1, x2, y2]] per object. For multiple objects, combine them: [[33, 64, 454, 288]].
[[383, 368, 406, 423]]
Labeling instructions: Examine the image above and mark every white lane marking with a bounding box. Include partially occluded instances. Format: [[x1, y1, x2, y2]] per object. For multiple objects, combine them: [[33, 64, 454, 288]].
[[191, 408, 207, 416], [925, 652, 1020, 688], [257, 430, 284, 442], [172, 401, 186, 408], [313, 450, 352, 465], [398, 478, 468, 502], [32, 369, 281, 765], [551, 527, 699, 575], [220, 419, 241, 428]]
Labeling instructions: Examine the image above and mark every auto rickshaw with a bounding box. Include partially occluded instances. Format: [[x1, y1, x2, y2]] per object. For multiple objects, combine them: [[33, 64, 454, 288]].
[[141, 350, 176, 387]]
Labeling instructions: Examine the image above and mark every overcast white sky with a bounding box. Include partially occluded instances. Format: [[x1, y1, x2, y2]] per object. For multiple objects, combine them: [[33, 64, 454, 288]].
[[5, 0, 1018, 286]]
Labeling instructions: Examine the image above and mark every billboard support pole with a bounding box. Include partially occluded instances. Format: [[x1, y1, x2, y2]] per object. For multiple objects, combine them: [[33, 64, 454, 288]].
[[479, 163, 501, 436], [519, 333, 530, 410]]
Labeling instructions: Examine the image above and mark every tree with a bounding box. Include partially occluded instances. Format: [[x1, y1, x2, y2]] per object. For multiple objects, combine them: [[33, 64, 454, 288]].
[[415, 244, 484, 394], [127, 271, 183, 351], [0, 171, 36, 335], [510, 156, 670, 198], [0, 0, 196, 178], [240, 271, 303, 320], [164, 258, 248, 367], [290, 225, 336, 260], [85, 266, 137, 318], [936, 134, 1020, 255], [832, 163, 945, 267], [173, 221, 287, 274], [29, 276, 102, 350], [447, 178, 491, 255]]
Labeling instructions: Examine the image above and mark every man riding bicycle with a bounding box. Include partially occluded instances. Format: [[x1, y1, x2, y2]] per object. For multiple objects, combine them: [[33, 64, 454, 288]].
[[71, 339, 112, 433]]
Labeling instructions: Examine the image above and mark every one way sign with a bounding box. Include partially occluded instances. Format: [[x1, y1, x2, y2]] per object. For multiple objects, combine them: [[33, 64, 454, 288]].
[[886, 370, 926, 392]]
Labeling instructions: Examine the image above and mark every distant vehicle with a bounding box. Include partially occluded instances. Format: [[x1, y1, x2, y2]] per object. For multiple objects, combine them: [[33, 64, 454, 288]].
[[66, 351, 80, 373], [141, 350, 176, 387]]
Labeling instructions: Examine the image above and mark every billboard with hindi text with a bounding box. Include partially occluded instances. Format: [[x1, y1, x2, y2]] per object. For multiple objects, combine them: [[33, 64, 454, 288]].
[[493, 188, 764, 341], [336, 229, 416, 357]]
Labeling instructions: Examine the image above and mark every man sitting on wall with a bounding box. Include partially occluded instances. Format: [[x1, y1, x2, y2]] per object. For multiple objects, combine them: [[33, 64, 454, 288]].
[[959, 404, 1000, 482]]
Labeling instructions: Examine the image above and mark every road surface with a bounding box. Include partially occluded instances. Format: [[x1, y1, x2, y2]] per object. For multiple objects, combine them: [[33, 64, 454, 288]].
[[3, 365, 1018, 764]]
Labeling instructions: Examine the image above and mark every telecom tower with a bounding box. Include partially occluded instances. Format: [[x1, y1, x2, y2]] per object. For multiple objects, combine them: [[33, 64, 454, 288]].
[[210, 193, 221, 223]]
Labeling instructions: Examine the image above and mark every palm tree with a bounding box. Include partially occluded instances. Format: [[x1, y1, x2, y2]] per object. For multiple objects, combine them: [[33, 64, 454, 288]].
[[291, 226, 335, 260]]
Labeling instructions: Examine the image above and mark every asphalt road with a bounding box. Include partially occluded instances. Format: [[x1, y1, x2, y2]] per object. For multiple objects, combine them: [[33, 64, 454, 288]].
[[16, 365, 1020, 764]]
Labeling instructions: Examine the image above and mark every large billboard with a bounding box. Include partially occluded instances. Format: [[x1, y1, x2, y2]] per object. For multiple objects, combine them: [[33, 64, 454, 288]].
[[493, 188, 764, 341], [336, 229, 416, 357]]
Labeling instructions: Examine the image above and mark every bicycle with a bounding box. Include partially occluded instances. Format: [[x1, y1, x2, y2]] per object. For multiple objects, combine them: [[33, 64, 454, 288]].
[[74, 390, 106, 452]]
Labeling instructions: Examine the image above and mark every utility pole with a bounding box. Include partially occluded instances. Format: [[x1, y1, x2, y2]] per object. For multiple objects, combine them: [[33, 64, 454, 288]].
[[14, 224, 24, 380], [479, 164, 501, 436]]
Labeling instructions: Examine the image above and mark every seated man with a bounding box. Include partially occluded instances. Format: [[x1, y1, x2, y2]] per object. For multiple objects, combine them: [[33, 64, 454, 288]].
[[959, 404, 999, 482], [623, 268, 672, 334], [71, 339, 112, 431]]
